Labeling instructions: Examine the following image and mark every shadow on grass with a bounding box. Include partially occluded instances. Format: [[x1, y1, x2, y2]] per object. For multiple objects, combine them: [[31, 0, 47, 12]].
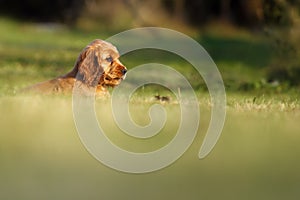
[[198, 34, 274, 68]]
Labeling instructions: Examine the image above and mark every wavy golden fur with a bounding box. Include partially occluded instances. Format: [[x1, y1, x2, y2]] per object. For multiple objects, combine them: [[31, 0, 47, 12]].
[[23, 39, 127, 96]]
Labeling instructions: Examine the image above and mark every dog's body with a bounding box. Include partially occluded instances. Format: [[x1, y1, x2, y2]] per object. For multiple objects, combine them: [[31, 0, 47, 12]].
[[23, 39, 127, 96], [24, 74, 110, 96]]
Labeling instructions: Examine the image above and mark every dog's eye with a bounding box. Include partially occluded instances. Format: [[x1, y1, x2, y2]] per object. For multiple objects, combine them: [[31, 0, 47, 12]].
[[106, 56, 113, 63]]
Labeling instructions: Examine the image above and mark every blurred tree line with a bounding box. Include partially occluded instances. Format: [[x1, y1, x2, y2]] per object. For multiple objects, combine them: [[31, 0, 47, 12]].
[[0, 0, 297, 28], [1, 0, 299, 36], [0, 0, 83, 25]]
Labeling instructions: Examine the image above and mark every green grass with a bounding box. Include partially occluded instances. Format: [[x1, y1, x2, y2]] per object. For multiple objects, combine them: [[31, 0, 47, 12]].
[[1, 95, 300, 200], [0, 18, 280, 94], [1, 18, 300, 200]]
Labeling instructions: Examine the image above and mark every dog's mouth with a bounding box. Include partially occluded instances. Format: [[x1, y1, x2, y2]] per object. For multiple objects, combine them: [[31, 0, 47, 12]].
[[106, 76, 120, 81], [98, 73, 126, 87], [104, 69, 127, 81], [104, 75, 125, 81], [98, 65, 127, 87]]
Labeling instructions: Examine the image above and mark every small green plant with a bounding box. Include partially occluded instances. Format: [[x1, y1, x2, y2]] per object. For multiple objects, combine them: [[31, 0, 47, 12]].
[[263, 0, 300, 87]]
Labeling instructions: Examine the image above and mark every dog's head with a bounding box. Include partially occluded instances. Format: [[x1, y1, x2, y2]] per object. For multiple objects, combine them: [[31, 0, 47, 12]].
[[70, 39, 127, 88]]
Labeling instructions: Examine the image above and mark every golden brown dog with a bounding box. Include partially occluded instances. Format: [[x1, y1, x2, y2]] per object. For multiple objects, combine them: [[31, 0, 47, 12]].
[[23, 39, 127, 96]]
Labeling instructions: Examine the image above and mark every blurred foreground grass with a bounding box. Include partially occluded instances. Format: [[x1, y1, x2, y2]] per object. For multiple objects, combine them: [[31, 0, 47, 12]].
[[1, 18, 300, 200], [1, 95, 300, 200]]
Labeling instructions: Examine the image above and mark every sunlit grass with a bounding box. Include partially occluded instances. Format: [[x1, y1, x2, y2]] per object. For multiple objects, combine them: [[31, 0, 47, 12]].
[[1, 18, 300, 200], [0, 18, 277, 94]]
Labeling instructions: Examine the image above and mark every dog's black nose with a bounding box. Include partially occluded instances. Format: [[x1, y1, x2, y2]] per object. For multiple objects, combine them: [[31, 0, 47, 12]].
[[121, 69, 127, 75]]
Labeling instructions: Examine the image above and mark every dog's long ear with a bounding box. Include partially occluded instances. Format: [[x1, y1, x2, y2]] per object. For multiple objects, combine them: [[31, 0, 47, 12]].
[[73, 44, 104, 87]]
